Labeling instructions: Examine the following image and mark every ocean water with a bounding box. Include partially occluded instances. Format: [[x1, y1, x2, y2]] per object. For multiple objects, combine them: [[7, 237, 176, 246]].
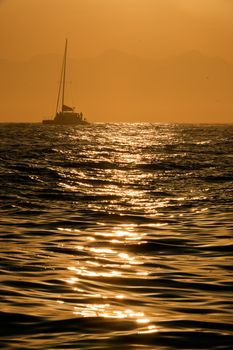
[[0, 123, 232, 350]]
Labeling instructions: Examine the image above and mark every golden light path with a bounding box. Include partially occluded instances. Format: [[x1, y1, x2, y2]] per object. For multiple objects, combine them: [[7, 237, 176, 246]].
[[57, 224, 159, 335]]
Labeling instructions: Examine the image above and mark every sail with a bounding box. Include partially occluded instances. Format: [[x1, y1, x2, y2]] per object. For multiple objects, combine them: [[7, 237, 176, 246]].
[[62, 104, 73, 112]]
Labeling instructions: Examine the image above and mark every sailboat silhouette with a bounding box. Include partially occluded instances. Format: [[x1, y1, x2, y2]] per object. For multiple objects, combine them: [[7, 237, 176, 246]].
[[42, 39, 88, 125]]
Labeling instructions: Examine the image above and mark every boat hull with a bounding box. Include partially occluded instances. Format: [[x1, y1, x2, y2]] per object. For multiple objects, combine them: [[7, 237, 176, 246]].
[[42, 112, 88, 125], [42, 119, 88, 125]]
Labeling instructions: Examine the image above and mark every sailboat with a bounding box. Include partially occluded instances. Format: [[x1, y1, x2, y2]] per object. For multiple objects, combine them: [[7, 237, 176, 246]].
[[42, 39, 88, 125]]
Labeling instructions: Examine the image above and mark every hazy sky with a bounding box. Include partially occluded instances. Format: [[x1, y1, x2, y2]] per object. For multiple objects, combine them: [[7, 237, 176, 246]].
[[0, 0, 233, 122], [1, 0, 233, 61]]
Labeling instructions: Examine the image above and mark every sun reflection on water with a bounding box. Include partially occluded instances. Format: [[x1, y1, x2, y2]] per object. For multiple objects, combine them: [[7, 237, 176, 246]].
[[58, 224, 156, 333], [71, 302, 154, 328]]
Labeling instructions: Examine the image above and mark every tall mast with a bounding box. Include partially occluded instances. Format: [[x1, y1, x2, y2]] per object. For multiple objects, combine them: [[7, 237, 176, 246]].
[[62, 39, 68, 110]]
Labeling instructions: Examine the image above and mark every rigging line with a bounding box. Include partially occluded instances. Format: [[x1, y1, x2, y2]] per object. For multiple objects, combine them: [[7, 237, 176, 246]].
[[68, 80, 74, 109], [55, 39, 67, 115], [62, 39, 68, 110], [55, 53, 64, 115]]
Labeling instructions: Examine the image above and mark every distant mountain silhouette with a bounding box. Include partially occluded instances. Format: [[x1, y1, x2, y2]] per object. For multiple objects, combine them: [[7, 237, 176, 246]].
[[0, 50, 233, 122]]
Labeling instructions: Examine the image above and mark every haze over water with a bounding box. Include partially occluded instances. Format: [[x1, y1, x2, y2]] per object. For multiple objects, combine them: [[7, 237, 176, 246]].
[[0, 123, 232, 349]]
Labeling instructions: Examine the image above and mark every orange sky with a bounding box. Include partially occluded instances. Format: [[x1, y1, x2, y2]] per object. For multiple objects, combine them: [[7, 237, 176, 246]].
[[0, 0, 233, 123]]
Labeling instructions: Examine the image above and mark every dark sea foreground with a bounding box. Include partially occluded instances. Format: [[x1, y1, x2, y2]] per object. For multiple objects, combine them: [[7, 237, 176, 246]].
[[0, 123, 232, 349]]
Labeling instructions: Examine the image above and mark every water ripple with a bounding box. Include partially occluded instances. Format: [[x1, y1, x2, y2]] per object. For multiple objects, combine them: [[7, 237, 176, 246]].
[[0, 123, 232, 349]]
